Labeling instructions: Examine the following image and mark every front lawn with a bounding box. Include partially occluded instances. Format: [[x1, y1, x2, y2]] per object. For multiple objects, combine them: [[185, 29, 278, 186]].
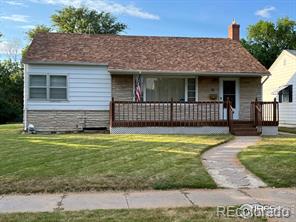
[[239, 136, 296, 187], [0, 207, 266, 222], [279, 127, 296, 134], [0, 124, 232, 194]]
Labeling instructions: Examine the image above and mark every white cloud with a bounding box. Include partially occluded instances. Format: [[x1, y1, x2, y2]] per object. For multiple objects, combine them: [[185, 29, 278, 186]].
[[0, 40, 22, 59], [5, 1, 27, 6], [31, 0, 160, 20], [255, 6, 276, 18], [0, 14, 29, 22], [20, 25, 36, 29]]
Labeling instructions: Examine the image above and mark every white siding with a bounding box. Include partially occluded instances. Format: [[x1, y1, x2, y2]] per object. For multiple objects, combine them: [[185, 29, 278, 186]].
[[25, 64, 111, 110], [263, 51, 296, 125]]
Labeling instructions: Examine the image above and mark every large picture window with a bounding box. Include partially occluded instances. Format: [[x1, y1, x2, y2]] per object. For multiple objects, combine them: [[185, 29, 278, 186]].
[[145, 78, 185, 101], [29, 75, 67, 100]]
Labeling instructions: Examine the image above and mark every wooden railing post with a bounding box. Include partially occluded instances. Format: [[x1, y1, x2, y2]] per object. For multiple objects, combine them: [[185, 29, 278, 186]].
[[170, 98, 173, 126], [273, 97, 277, 125], [254, 97, 258, 126]]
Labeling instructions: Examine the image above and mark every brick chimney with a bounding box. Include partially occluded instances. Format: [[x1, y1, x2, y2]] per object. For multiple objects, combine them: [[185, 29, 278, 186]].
[[228, 19, 240, 41]]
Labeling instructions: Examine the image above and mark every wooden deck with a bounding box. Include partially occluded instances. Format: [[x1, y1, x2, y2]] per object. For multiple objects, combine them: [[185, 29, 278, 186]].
[[109, 98, 279, 135]]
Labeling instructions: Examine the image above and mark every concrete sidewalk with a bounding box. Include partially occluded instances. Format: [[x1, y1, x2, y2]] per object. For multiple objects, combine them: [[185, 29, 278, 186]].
[[0, 188, 295, 214], [202, 136, 266, 188]]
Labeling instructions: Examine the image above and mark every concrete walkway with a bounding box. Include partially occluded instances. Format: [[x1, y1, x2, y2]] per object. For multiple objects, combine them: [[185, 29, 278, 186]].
[[202, 136, 267, 188], [0, 188, 295, 221]]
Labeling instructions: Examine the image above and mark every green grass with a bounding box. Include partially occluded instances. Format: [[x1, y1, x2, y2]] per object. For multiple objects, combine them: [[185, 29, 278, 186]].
[[0, 207, 266, 222], [279, 127, 296, 134], [0, 124, 232, 194], [239, 136, 296, 187]]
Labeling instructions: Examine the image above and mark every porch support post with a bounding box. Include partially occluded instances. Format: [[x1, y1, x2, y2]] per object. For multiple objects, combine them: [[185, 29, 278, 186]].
[[273, 97, 277, 125], [109, 97, 115, 128], [226, 97, 230, 126], [254, 97, 258, 126]]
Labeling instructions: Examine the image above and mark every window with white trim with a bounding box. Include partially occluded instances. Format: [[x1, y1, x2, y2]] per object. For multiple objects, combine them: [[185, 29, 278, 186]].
[[29, 75, 67, 100], [29, 75, 47, 99], [50, 76, 67, 100], [187, 78, 196, 102]]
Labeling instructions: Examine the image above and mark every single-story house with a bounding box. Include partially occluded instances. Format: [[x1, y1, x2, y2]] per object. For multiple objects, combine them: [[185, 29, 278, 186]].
[[263, 50, 296, 127], [22, 21, 279, 135]]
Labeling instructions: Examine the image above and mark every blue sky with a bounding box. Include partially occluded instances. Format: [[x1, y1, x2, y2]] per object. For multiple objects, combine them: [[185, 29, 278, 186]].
[[0, 0, 295, 58]]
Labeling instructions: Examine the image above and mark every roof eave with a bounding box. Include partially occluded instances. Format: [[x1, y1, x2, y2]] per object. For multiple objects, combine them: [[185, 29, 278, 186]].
[[108, 69, 270, 77], [22, 60, 108, 66]]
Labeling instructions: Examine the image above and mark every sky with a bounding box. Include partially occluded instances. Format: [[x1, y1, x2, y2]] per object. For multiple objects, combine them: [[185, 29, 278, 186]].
[[0, 0, 295, 59]]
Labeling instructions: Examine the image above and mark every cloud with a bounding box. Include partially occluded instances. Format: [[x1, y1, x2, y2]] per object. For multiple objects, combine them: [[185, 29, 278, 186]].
[[31, 0, 160, 20], [255, 6, 276, 18], [0, 14, 29, 22], [20, 25, 36, 29], [5, 1, 27, 6], [0, 40, 21, 55]]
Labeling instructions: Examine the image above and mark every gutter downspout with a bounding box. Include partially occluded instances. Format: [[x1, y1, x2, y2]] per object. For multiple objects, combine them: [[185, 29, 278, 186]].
[[260, 75, 270, 101]]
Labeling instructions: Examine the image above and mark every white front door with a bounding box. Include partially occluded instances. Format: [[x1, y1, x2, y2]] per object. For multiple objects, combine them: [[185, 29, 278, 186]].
[[219, 78, 240, 120]]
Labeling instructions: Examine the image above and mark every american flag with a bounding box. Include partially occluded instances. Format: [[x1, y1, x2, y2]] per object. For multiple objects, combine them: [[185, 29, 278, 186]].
[[135, 75, 142, 102]]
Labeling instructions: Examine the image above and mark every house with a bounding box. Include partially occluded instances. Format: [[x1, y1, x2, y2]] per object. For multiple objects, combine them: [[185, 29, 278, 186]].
[[263, 50, 296, 127], [22, 21, 279, 135]]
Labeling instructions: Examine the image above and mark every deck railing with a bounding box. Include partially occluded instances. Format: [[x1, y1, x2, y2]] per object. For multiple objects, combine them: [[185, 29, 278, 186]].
[[110, 98, 279, 129], [110, 98, 228, 127], [251, 98, 279, 127]]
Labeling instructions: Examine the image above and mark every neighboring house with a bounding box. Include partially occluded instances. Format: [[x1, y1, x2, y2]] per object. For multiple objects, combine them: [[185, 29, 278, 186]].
[[263, 50, 296, 127], [22, 21, 279, 135]]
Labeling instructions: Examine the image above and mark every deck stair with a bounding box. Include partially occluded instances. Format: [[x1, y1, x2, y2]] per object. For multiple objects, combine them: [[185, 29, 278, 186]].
[[231, 121, 259, 136]]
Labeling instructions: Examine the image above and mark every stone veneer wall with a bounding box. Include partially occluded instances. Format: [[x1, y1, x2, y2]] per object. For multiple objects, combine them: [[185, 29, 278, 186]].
[[198, 76, 262, 120], [198, 77, 219, 101], [27, 110, 109, 132], [239, 77, 262, 120], [112, 75, 133, 101]]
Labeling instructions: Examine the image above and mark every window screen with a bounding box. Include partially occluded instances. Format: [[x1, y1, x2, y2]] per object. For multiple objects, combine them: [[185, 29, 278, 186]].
[[29, 75, 47, 99], [49, 76, 67, 100], [29, 75, 67, 100]]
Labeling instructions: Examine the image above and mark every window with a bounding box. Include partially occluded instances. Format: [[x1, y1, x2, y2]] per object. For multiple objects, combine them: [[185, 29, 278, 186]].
[[146, 78, 185, 101], [187, 78, 196, 102], [29, 75, 47, 99], [50, 76, 67, 100], [279, 85, 293, 103], [29, 75, 67, 100]]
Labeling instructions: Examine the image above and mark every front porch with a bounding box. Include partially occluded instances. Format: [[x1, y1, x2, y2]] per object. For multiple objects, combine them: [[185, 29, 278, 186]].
[[109, 99, 279, 135]]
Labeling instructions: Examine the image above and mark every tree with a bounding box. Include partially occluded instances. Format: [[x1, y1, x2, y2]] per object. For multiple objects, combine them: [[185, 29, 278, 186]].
[[0, 60, 23, 123], [241, 17, 296, 68], [51, 6, 127, 34], [22, 25, 52, 58], [26, 25, 52, 41]]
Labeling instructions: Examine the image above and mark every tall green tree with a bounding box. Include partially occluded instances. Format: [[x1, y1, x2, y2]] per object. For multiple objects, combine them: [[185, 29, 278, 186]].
[[241, 17, 296, 68], [26, 25, 52, 41], [0, 60, 23, 123], [22, 25, 52, 58], [51, 6, 127, 34]]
